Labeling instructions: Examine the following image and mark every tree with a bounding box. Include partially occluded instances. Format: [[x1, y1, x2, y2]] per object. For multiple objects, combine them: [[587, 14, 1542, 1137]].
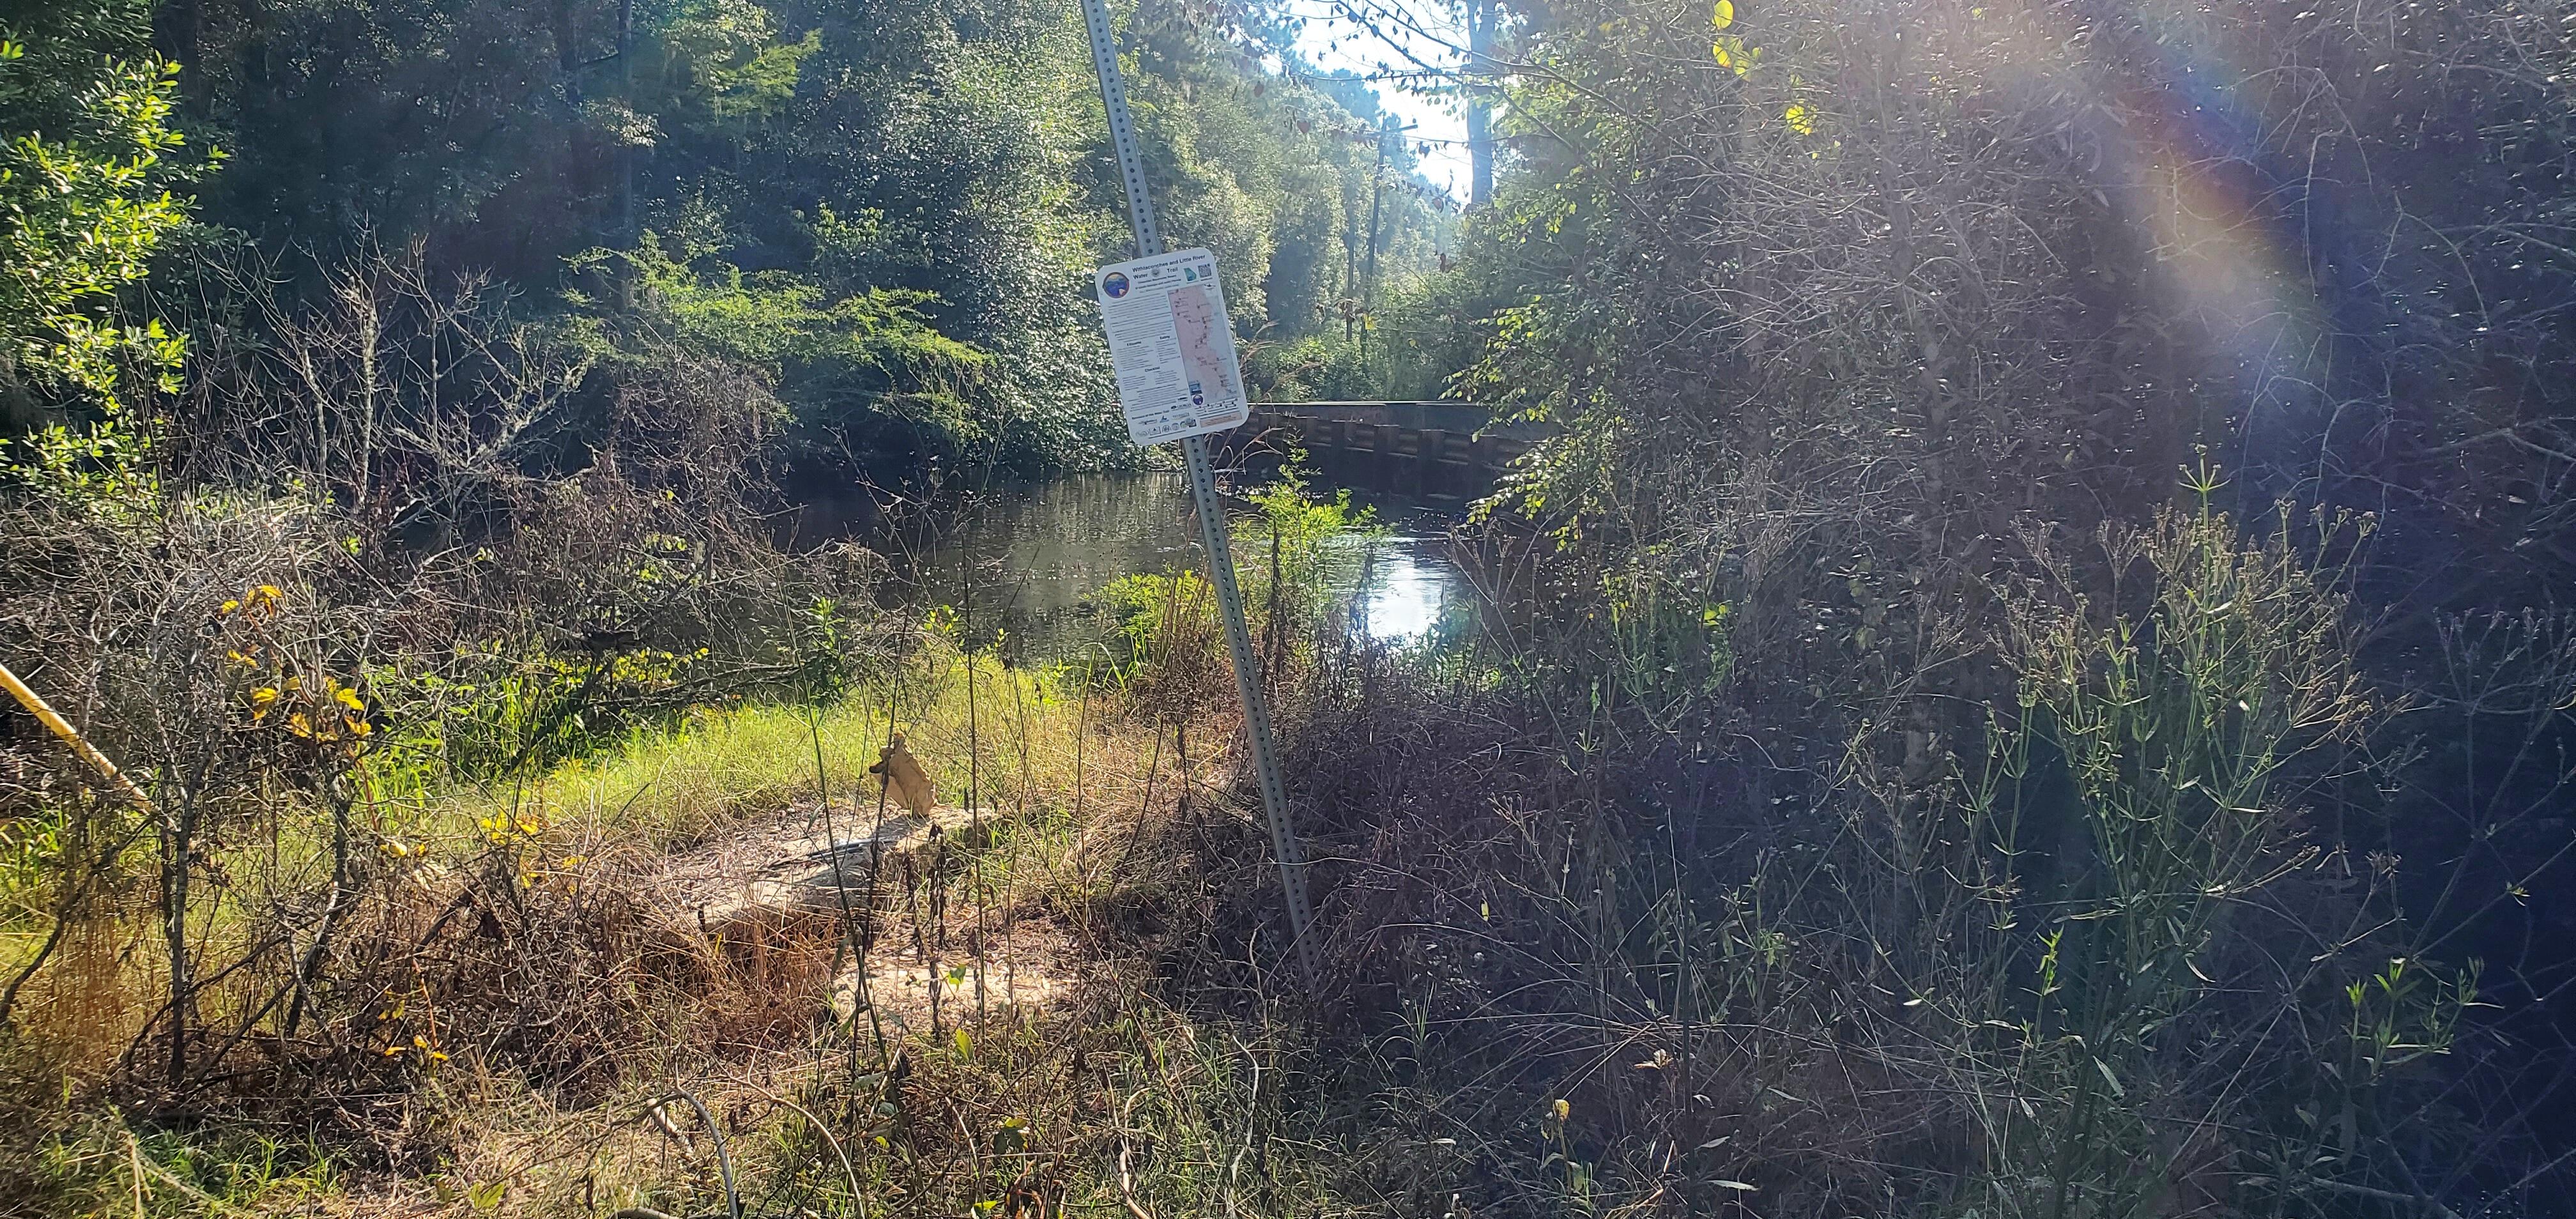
[[0, 0, 205, 426]]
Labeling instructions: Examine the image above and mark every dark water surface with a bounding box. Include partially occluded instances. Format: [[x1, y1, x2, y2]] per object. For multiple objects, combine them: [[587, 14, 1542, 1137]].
[[861, 472, 1473, 666]]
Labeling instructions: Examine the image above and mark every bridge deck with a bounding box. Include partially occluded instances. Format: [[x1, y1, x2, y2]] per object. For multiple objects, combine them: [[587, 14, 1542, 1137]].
[[1246, 401, 1549, 443], [1233, 401, 1544, 504]]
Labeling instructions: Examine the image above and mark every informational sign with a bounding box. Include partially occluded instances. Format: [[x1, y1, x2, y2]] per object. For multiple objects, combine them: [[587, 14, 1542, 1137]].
[[1093, 248, 1250, 445]]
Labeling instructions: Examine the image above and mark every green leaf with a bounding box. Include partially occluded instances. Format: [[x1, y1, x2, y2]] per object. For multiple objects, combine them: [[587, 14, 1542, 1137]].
[[2093, 1056, 2126, 1099]]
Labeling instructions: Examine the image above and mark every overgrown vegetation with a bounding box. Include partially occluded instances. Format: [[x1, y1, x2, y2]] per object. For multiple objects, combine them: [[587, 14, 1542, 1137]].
[[7, 0, 2576, 1215], [1279, 0, 2576, 1211]]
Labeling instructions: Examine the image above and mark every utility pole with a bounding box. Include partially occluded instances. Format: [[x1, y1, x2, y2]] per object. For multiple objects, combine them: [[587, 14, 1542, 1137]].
[[1342, 163, 1361, 341], [1466, 0, 1496, 207], [1078, 0, 1321, 986], [1361, 117, 1390, 360]]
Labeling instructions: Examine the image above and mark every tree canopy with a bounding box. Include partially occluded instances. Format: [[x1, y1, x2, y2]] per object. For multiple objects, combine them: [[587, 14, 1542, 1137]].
[[0, 0, 203, 425], [89, 0, 1451, 480]]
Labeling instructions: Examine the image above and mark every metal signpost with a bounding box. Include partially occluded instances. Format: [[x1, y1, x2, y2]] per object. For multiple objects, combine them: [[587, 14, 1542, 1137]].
[[1080, 0, 1320, 985]]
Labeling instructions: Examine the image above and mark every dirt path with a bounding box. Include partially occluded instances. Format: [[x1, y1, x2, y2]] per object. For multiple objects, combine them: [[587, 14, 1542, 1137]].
[[641, 801, 1083, 1037]]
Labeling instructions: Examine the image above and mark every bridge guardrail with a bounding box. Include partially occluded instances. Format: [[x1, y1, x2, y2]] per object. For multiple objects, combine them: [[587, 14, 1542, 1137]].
[[1234, 401, 1547, 503]]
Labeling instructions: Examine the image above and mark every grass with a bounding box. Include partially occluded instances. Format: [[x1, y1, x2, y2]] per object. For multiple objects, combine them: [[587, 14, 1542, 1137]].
[[1, 611, 1383, 1217], [5, 487, 2489, 1218], [27, 1112, 348, 1217], [0, 466, 1424, 1218], [395, 642, 1080, 850]]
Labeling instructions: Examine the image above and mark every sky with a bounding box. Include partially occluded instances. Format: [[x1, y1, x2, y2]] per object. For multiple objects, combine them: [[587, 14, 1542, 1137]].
[[1282, 1, 1478, 201]]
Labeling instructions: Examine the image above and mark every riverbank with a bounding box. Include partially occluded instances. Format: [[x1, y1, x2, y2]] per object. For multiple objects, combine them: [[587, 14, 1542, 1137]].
[[0, 459, 1453, 1216], [8, 462, 2542, 1218], [3, 632, 1377, 1216]]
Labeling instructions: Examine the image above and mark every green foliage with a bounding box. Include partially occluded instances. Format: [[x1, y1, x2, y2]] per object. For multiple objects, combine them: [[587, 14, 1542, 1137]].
[[368, 640, 714, 786], [1830, 498, 2475, 1216], [564, 238, 1000, 458], [0, 0, 207, 418], [1, 404, 158, 508], [159, 0, 1452, 481], [1240, 459, 1376, 645], [25, 1116, 344, 1217], [648, 0, 821, 128], [1241, 293, 1463, 402], [1593, 560, 1731, 707], [1094, 567, 1214, 679], [1089, 463, 1376, 682]]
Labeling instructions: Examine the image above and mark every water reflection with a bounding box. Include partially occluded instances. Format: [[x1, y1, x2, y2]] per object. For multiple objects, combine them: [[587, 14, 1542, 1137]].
[[1344, 533, 1469, 642], [866, 473, 1471, 666], [868, 473, 1196, 666]]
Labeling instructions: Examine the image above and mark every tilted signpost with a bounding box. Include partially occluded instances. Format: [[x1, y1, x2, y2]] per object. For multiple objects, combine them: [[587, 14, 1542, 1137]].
[[1078, 0, 1320, 986]]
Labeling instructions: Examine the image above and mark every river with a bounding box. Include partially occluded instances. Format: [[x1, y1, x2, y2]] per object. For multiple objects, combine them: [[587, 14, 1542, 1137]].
[[854, 472, 1475, 666]]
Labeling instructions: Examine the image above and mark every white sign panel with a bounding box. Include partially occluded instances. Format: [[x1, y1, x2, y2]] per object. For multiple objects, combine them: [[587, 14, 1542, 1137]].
[[1093, 248, 1250, 445]]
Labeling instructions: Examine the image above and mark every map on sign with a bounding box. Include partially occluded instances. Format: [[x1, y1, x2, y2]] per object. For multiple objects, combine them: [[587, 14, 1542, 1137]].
[[1093, 249, 1250, 445]]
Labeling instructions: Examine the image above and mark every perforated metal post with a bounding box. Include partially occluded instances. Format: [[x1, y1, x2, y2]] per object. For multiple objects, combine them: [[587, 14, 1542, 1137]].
[[1081, 0, 1319, 985]]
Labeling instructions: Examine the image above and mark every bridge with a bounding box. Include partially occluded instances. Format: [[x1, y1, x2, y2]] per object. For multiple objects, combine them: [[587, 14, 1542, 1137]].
[[1229, 401, 1545, 505]]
